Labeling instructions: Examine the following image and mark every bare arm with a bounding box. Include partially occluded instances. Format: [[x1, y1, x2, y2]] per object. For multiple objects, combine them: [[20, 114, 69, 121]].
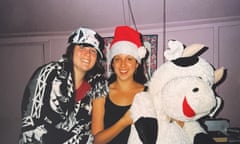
[[92, 97, 132, 144], [92, 97, 105, 136]]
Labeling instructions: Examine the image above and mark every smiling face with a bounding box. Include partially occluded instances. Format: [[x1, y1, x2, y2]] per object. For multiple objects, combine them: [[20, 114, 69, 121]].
[[112, 54, 139, 81], [73, 45, 97, 74]]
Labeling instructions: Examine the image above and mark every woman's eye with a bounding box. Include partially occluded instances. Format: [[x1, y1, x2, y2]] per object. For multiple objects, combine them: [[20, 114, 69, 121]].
[[114, 57, 120, 62], [127, 57, 134, 61], [79, 46, 85, 49], [90, 49, 97, 54]]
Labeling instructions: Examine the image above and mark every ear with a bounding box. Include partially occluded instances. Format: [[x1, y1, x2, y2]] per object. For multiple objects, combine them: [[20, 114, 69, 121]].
[[182, 44, 205, 57], [214, 67, 225, 84], [136, 63, 139, 69]]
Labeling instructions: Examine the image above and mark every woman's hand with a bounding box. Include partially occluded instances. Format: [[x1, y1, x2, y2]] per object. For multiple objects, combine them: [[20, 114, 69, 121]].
[[121, 110, 133, 127]]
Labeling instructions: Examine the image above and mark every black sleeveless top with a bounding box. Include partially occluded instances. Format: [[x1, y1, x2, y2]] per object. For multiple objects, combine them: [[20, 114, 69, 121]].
[[104, 96, 131, 144]]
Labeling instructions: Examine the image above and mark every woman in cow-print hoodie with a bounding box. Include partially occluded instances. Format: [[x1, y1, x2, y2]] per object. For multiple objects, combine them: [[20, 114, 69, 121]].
[[19, 27, 108, 144]]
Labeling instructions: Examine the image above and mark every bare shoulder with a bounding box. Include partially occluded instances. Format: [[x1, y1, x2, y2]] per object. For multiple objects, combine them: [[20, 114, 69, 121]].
[[135, 82, 145, 92]]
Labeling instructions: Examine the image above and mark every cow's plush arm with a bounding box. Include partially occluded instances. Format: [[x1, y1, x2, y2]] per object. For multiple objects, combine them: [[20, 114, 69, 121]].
[[128, 92, 157, 144], [135, 117, 158, 144]]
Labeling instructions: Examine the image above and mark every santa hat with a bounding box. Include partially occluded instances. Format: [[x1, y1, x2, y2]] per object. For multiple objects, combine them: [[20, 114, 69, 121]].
[[109, 26, 147, 63]]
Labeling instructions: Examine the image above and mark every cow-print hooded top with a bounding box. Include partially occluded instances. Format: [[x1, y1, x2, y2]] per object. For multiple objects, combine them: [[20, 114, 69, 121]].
[[19, 57, 108, 144]]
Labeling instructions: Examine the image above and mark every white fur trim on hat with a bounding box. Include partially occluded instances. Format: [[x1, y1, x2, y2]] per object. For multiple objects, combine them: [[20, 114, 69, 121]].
[[110, 41, 146, 63]]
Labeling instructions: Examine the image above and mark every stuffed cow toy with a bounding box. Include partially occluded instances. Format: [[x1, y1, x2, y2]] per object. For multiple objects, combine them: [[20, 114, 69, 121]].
[[128, 40, 225, 144]]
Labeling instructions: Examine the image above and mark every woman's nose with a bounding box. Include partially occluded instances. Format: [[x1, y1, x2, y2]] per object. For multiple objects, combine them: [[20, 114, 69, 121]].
[[120, 59, 127, 67]]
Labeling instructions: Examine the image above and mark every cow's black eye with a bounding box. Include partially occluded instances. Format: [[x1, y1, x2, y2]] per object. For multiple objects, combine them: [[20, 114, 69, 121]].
[[193, 87, 199, 92]]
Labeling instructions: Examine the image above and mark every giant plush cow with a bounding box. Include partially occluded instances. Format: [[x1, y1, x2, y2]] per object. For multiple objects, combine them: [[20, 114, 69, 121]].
[[128, 40, 225, 144]]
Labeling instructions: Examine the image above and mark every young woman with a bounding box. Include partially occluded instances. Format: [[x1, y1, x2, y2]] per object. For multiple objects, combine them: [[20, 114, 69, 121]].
[[92, 26, 148, 144], [19, 27, 108, 144]]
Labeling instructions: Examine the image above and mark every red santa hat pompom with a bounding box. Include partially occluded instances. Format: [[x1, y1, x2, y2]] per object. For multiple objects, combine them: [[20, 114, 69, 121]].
[[109, 26, 147, 63]]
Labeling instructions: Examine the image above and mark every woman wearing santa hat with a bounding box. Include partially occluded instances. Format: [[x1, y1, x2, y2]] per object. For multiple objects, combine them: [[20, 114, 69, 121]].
[[92, 25, 148, 144]]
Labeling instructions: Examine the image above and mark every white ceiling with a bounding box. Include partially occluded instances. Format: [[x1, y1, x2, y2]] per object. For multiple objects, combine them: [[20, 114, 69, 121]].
[[0, 0, 240, 35]]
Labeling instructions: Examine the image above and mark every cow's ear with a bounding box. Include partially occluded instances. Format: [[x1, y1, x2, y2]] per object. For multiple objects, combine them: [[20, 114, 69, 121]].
[[214, 67, 225, 84], [182, 44, 205, 57]]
